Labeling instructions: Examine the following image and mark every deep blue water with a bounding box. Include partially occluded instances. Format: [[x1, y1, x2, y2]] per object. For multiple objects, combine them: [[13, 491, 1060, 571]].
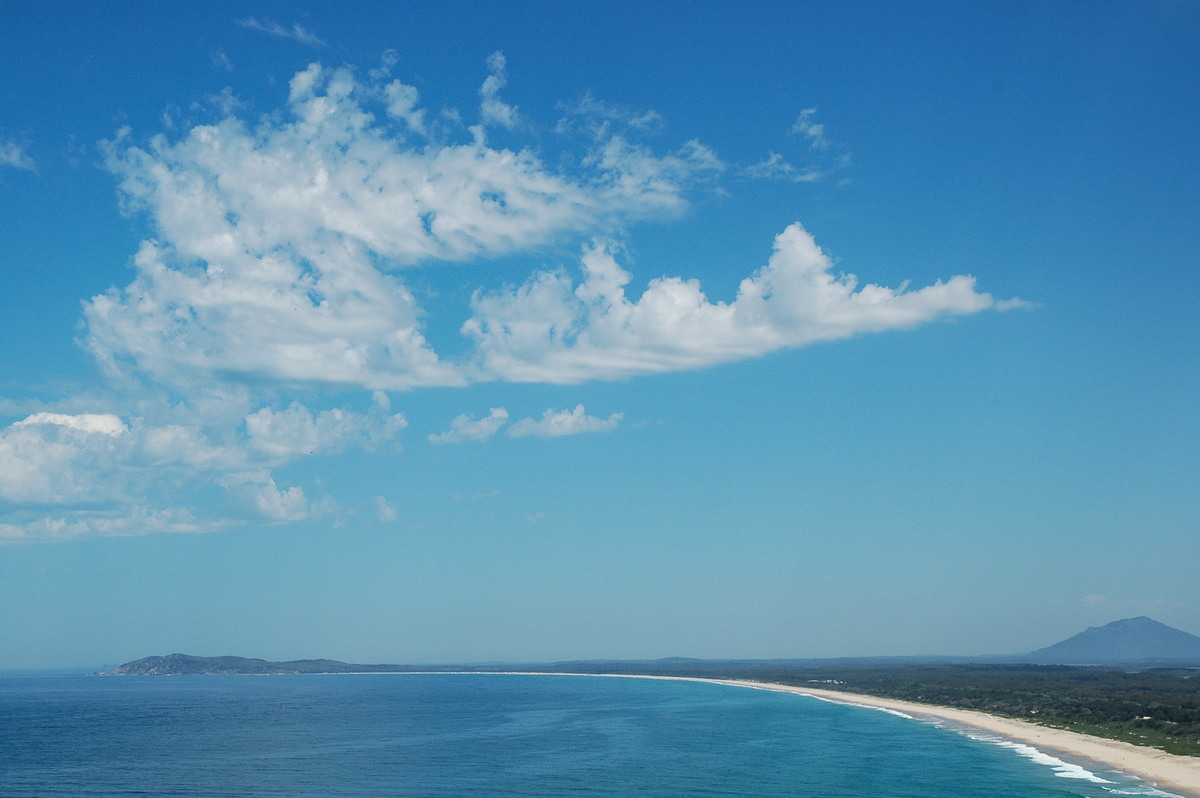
[[0, 673, 1182, 797]]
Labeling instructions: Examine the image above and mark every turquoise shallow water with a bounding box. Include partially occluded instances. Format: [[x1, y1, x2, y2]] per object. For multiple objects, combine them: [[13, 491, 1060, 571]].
[[0, 673, 1183, 797]]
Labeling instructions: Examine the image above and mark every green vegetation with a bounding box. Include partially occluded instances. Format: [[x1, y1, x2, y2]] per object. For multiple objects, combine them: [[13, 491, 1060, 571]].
[[777, 665, 1200, 756]]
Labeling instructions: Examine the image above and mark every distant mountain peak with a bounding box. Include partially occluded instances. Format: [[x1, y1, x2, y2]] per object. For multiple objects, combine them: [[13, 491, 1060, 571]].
[[1028, 617, 1200, 665]]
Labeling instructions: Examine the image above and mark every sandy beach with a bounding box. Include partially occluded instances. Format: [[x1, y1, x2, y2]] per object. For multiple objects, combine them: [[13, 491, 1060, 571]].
[[632, 675, 1200, 797], [445, 669, 1200, 795]]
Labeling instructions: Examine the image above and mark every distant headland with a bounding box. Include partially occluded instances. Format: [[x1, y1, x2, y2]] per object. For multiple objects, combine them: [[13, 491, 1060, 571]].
[[96, 653, 418, 676]]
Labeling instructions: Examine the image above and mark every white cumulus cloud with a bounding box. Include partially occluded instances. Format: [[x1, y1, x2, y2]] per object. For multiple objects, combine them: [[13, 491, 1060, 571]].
[[0, 396, 407, 540], [0, 413, 131, 504], [464, 223, 999, 383], [83, 59, 716, 394]]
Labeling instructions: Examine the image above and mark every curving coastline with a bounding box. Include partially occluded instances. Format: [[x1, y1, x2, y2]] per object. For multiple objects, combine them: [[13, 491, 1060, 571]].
[[478, 672, 1200, 797], [614, 674, 1200, 798], [94, 656, 1200, 795]]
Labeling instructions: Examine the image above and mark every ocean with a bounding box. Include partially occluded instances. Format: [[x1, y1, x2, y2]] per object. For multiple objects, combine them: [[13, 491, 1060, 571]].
[[0, 672, 1183, 797]]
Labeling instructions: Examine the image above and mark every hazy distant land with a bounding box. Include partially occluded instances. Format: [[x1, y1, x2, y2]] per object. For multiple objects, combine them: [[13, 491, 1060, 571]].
[[97, 653, 411, 676]]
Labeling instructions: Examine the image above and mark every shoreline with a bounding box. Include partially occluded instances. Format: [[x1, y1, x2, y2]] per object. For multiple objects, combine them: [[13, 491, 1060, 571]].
[[584, 673, 1200, 797], [462, 671, 1199, 797]]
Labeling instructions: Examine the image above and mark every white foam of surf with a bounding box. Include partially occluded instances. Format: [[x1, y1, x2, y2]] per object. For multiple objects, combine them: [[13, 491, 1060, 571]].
[[959, 731, 1113, 784]]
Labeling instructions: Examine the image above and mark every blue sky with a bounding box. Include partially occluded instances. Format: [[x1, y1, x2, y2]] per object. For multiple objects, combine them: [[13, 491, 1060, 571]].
[[1, 2, 1197, 669]]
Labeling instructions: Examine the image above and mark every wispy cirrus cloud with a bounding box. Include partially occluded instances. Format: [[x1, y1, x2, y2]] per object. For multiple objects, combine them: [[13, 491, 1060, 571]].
[[428, 408, 509, 444], [236, 17, 327, 48], [0, 506, 219, 543], [479, 51, 520, 130], [743, 152, 822, 183], [507, 405, 622, 438], [0, 136, 36, 173], [245, 396, 406, 461], [374, 495, 398, 522], [743, 109, 848, 184], [791, 107, 830, 150], [428, 404, 621, 442], [555, 92, 666, 137]]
